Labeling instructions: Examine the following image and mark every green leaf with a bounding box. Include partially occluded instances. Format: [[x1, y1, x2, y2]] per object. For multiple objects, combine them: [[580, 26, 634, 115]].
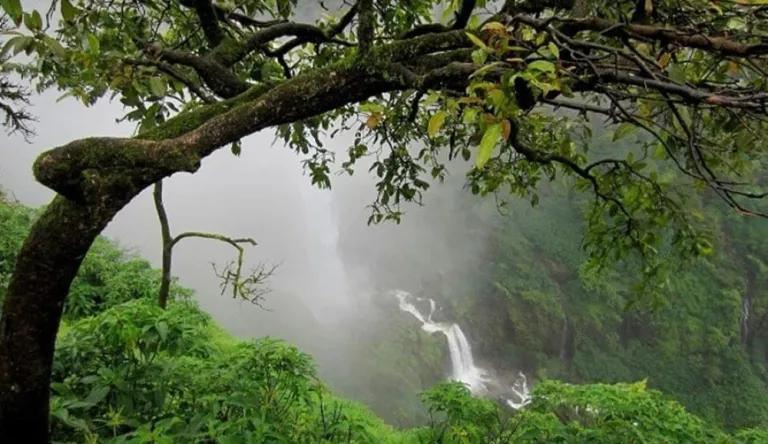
[[1, 36, 31, 57], [23, 10, 42, 31], [1, 0, 23, 25], [60, 0, 77, 21], [359, 102, 385, 113], [85, 33, 100, 54], [276, 0, 292, 19], [548, 42, 560, 59], [613, 122, 636, 141], [83, 385, 110, 405], [527, 60, 556, 73], [465, 32, 488, 51], [428, 110, 446, 138], [462, 107, 478, 124], [231, 140, 242, 156], [156, 321, 168, 341], [43, 35, 66, 58], [56, 90, 77, 103], [148, 77, 167, 98], [476, 123, 501, 169]]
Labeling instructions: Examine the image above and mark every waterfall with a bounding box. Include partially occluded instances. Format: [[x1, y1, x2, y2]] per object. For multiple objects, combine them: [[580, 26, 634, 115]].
[[394, 289, 531, 409]]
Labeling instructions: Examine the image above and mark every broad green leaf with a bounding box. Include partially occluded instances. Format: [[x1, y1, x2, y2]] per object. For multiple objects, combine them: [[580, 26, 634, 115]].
[[23, 10, 42, 31], [428, 110, 446, 138], [548, 42, 560, 59], [462, 107, 478, 124], [527, 59, 556, 73], [60, 0, 77, 21], [613, 122, 636, 141], [43, 35, 66, 58], [148, 77, 167, 98], [465, 32, 488, 51], [1, 36, 31, 57], [359, 102, 385, 113], [277, 0, 292, 19], [1, 0, 22, 25], [476, 123, 501, 169], [83, 385, 110, 405], [85, 33, 100, 54]]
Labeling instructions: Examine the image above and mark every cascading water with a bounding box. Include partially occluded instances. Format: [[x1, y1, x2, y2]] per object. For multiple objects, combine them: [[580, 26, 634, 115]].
[[393, 289, 531, 409]]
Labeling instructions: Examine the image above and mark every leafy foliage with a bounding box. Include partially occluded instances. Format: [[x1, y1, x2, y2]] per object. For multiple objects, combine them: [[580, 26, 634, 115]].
[[427, 132, 768, 431], [0, 190, 764, 442]]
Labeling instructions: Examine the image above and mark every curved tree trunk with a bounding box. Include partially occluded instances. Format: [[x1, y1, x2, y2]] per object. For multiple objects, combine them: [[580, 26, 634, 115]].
[[0, 195, 134, 442]]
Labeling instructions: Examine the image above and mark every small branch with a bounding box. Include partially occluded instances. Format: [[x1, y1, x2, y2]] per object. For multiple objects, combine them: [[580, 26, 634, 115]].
[[123, 58, 217, 103], [209, 22, 353, 67], [212, 260, 279, 306], [153, 180, 174, 309], [147, 45, 250, 98], [452, 0, 478, 29], [212, 4, 287, 28], [180, 0, 225, 47], [517, 14, 768, 57], [270, 2, 359, 58], [0, 100, 35, 141], [170, 231, 276, 304], [170, 231, 256, 250]]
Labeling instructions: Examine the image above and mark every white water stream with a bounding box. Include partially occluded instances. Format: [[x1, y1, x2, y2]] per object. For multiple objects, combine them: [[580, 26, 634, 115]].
[[394, 290, 531, 409]]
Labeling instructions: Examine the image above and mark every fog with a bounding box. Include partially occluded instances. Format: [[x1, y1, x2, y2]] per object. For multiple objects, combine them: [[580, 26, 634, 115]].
[[0, 0, 507, 412]]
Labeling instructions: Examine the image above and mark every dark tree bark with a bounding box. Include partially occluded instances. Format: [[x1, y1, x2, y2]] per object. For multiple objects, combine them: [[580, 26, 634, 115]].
[[0, 195, 137, 442]]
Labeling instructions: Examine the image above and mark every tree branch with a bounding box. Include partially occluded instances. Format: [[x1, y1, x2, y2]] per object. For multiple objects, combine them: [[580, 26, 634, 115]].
[[270, 2, 359, 58], [358, 0, 374, 54], [212, 4, 286, 28], [209, 22, 353, 67], [33, 31, 476, 200], [452, 0, 477, 29], [517, 14, 768, 57], [180, 0, 224, 47], [153, 180, 174, 309], [124, 58, 217, 103]]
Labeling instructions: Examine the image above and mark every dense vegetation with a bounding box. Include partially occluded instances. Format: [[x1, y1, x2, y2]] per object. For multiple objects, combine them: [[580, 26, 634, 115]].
[[451, 132, 768, 432], [0, 191, 767, 442], [326, 127, 768, 433]]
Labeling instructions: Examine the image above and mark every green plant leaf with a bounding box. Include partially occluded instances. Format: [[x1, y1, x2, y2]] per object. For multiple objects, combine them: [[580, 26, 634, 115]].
[[61, 0, 77, 21], [85, 33, 100, 54], [428, 110, 446, 138], [548, 42, 560, 59], [23, 10, 42, 31], [1, 0, 23, 25], [465, 32, 488, 51], [527, 60, 556, 73], [613, 122, 636, 141], [476, 123, 501, 169], [148, 77, 167, 98], [83, 385, 110, 405]]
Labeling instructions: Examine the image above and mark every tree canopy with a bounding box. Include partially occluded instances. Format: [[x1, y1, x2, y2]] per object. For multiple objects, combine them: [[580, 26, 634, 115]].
[[2, 0, 768, 440]]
